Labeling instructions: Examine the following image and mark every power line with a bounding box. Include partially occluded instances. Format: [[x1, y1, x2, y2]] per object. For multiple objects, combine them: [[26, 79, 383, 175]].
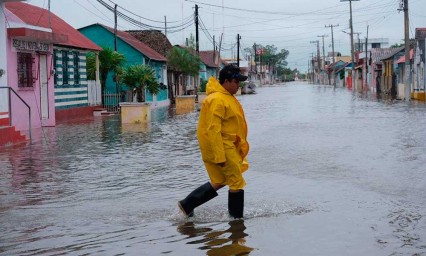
[[96, 0, 194, 31], [103, 0, 183, 24]]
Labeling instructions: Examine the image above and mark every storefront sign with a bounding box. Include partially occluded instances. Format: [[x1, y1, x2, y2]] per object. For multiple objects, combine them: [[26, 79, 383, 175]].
[[12, 39, 49, 52]]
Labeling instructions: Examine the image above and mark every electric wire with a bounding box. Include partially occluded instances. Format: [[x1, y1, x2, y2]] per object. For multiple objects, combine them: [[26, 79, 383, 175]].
[[103, 0, 183, 24], [96, 0, 194, 31]]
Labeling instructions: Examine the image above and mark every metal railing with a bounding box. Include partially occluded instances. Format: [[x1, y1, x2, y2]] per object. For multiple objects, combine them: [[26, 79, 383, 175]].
[[0, 86, 32, 143], [103, 92, 121, 113]]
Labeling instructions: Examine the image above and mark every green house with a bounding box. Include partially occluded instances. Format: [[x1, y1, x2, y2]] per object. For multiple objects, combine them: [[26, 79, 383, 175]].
[[199, 50, 220, 82], [78, 23, 169, 108]]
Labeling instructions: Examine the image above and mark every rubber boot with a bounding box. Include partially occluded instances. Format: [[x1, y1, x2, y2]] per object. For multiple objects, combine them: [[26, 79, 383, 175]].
[[178, 182, 218, 217], [228, 190, 244, 218]]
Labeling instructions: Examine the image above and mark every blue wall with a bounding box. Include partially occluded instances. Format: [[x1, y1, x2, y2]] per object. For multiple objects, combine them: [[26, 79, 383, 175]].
[[79, 25, 168, 103]]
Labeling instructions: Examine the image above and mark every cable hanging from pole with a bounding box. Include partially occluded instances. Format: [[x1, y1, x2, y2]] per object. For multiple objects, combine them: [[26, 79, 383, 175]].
[[96, 0, 194, 31]]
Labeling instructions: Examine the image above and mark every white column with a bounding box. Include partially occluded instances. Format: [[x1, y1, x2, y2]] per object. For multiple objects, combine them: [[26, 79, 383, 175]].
[[0, 2, 9, 113]]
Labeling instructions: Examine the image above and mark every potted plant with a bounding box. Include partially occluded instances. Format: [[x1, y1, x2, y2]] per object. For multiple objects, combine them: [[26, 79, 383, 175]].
[[118, 64, 159, 123]]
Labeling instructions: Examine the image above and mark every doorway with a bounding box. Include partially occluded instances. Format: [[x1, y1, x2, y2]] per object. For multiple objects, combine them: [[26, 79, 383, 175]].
[[39, 55, 49, 119]]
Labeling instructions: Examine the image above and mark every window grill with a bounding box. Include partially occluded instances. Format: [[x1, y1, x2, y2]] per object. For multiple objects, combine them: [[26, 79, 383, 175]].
[[73, 52, 79, 84], [62, 50, 69, 84], [17, 52, 35, 87]]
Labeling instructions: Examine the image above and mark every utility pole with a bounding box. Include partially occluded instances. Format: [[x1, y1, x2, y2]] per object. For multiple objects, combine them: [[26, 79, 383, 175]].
[[213, 35, 216, 66], [114, 4, 118, 51], [308, 58, 310, 83], [364, 25, 369, 90], [402, 0, 411, 101], [310, 40, 320, 83], [164, 16, 167, 56], [48, 0, 51, 29], [341, 0, 360, 91], [114, 4, 119, 95], [253, 43, 257, 75], [311, 53, 315, 84], [317, 34, 328, 72], [326, 24, 339, 86], [353, 32, 362, 51], [195, 4, 199, 55], [237, 34, 241, 67]]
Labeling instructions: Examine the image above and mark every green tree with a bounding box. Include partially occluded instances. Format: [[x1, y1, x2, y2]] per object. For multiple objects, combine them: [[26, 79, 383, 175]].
[[390, 41, 404, 48], [120, 64, 159, 102], [255, 44, 289, 76], [86, 47, 125, 96], [167, 46, 201, 96]]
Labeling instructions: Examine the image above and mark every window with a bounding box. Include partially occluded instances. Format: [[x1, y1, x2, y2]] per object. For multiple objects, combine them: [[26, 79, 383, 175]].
[[62, 50, 69, 84], [73, 52, 79, 84], [53, 50, 58, 84], [372, 43, 381, 49], [17, 52, 34, 87]]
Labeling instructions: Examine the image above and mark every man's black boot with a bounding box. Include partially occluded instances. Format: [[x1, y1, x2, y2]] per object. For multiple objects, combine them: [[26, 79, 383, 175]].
[[228, 190, 244, 218], [178, 182, 218, 217]]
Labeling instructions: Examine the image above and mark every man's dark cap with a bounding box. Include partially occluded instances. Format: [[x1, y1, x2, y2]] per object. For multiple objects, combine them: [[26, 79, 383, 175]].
[[219, 64, 248, 82]]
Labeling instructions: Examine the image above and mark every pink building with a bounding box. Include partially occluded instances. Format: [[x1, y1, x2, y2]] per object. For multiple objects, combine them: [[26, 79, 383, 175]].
[[1, 1, 101, 146], [1, 0, 57, 145]]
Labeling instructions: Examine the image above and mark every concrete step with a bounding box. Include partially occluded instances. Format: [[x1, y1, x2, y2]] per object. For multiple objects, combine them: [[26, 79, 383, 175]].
[[100, 112, 116, 116], [93, 108, 108, 116], [0, 126, 27, 147], [0, 112, 9, 126]]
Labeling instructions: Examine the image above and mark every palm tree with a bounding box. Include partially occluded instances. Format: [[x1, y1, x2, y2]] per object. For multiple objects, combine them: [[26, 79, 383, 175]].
[[167, 46, 201, 98], [120, 64, 159, 102], [87, 47, 125, 103]]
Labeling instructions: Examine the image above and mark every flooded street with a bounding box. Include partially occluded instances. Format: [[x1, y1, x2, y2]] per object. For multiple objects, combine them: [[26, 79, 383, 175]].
[[1, 82, 426, 255]]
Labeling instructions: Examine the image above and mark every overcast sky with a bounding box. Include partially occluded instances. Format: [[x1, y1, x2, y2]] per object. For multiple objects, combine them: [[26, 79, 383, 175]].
[[24, 0, 426, 72]]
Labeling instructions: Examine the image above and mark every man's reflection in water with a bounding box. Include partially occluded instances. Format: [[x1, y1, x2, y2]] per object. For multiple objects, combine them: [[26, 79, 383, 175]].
[[177, 219, 254, 256]]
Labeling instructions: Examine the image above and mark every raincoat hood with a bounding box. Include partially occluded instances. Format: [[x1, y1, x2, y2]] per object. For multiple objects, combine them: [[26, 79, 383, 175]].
[[206, 77, 230, 96]]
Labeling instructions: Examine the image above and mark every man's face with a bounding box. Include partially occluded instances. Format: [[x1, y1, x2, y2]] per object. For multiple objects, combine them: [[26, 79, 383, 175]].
[[225, 78, 240, 95]]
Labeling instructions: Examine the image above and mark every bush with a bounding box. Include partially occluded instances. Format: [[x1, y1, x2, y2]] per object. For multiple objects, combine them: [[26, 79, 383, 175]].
[[199, 79, 207, 92]]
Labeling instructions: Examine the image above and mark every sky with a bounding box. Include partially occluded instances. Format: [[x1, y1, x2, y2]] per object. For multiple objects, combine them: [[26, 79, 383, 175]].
[[23, 0, 426, 73]]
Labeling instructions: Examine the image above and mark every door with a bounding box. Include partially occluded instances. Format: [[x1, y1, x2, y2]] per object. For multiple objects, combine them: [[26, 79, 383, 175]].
[[40, 55, 49, 119]]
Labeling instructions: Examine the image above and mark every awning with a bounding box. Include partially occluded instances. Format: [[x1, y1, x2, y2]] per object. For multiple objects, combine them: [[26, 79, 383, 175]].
[[8, 27, 68, 44]]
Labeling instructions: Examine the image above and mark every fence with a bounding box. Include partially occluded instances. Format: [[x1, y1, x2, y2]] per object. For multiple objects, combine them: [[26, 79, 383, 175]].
[[103, 93, 120, 113]]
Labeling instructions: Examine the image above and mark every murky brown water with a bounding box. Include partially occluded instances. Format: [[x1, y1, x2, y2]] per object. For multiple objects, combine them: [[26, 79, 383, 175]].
[[1, 82, 426, 255]]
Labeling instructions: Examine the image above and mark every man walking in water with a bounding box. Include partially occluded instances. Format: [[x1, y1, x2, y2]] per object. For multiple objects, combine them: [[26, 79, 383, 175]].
[[178, 64, 250, 219]]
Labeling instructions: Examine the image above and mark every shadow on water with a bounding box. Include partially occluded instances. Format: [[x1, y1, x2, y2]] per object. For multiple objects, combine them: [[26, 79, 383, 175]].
[[176, 220, 254, 256]]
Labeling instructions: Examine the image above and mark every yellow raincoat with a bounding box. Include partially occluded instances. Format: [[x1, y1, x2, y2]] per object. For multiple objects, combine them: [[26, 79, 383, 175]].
[[197, 77, 249, 190]]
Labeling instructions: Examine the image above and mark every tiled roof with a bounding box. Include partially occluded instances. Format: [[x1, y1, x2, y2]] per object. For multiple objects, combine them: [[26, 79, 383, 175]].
[[380, 46, 405, 61], [200, 50, 220, 68], [126, 30, 172, 57], [371, 47, 403, 63], [6, 2, 101, 51], [95, 24, 167, 62]]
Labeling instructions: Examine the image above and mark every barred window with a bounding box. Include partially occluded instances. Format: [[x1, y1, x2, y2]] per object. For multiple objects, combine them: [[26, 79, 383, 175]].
[[53, 50, 58, 84], [17, 52, 35, 87], [73, 52, 79, 84], [62, 50, 69, 84]]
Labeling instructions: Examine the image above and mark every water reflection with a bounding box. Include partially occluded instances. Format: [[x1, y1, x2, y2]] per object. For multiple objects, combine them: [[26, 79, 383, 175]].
[[121, 123, 151, 133], [1, 82, 425, 255], [177, 220, 254, 255]]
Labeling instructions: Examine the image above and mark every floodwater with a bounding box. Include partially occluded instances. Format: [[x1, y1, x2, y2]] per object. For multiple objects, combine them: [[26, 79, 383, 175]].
[[1, 82, 426, 256]]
